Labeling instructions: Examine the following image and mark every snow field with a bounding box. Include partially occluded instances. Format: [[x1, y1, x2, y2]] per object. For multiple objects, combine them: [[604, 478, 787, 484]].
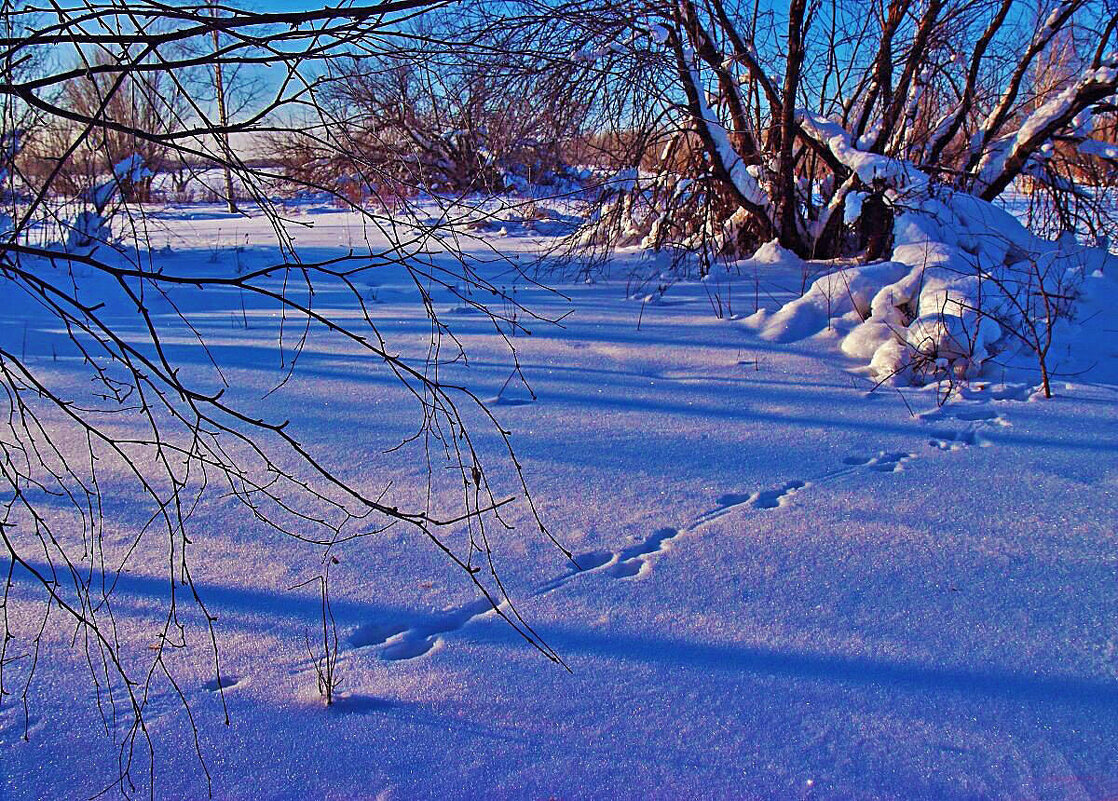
[[2, 202, 1117, 800]]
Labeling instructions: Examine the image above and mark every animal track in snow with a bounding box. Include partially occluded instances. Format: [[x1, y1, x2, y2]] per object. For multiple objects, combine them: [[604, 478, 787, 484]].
[[606, 528, 682, 578], [353, 529, 686, 663], [748, 480, 810, 509], [843, 451, 915, 472], [868, 451, 915, 472], [536, 529, 683, 595], [927, 428, 977, 450], [534, 549, 615, 595], [951, 407, 1000, 421], [920, 398, 1010, 451], [348, 390, 1024, 665], [607, 559, 644, 578], [572, 550, 613, 570], [964, 381, 1034, 403], [203, 674, 243, 692], [350, 598, 497, 662], [691, 480, 812, 527], [349, 621, 408, 649]]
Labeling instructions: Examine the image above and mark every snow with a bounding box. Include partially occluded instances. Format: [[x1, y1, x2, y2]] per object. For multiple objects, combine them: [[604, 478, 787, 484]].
[[113, 154, 153, 185], [798, 110, 927, 191], [974, 59, 1118, 196], [3, 200, 1118, 800], [843, 190, 867, 225], [734, 113, 1109, 388], [752, 256, 909, 343], [65, 208, 113, 252], [1079, 138, 1118, 162], [648, 23, 670, 43], [688, 62, 771, 211]]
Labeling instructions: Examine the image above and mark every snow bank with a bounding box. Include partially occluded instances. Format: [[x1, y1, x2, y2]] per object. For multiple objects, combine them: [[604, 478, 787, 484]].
[[754, 251, 907, 343], [752, 185, 1109, 385]]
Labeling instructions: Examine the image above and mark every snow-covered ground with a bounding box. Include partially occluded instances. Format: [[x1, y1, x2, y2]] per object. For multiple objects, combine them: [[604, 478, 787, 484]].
[[2, 202, 1117, 800]]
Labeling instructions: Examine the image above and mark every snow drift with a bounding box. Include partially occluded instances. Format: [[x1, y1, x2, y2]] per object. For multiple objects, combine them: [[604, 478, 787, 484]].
[[746, 150, 1113, 387]]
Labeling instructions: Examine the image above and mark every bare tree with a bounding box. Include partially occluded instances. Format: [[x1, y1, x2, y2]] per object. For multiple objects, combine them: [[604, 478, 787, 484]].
[[494, 0, 1118, 262], [0, 2, 569, 796], [454, 0, 1118, 391], [264, 11, 592, 199]]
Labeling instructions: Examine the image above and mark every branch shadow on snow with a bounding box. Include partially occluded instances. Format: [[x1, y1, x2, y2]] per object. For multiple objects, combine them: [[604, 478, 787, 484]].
[[473, 619, 1118, 711], [8, 556, 1118, 716], [2, 557, 413, 631]]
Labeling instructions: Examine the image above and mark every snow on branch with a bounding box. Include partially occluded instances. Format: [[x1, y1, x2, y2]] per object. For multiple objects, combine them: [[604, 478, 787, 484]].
[[1078, 138, 1118, 162], [796, 110, 926, 190], [684, 59, 772, 215], [967, 0, 1089, 161], [973, 57, 1118, 199]]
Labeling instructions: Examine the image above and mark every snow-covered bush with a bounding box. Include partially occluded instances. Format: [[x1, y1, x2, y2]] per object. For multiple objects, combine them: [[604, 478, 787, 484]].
[[62, 156, 153, 253], [534, 0, 1118, 388], [749, 179, 1103, 394], [112, 153, 154, 203]]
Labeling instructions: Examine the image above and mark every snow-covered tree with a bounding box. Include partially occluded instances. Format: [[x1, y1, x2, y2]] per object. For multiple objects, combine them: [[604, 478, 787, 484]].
[[503, 0, 1118, 387]]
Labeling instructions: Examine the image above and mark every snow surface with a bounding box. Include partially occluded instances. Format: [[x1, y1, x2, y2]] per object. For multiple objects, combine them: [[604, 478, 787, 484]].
[[2, 201, 1118, 800]]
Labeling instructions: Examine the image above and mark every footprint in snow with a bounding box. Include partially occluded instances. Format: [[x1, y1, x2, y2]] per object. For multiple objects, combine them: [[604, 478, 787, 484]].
[[920, 400, 1009, 451], [749, 479, 809, 508], [534, 549, 616, 594], [535, 531, 681, 594], [349, 599, 497, 662], [606, 528, 681, 579], [868, 451, 915, 472], [572, 550, 613, 571], [356, 391, 1023, 665], [349, 621, 408, 649], [927, 429, 977, 451], [202, 674, 243, 692], [608, 559, 644, 578], [966, 381, 1033, 402], [843, 451, 915, 472], [951, 407, 1000, 422], [691, 479, 813, 527]]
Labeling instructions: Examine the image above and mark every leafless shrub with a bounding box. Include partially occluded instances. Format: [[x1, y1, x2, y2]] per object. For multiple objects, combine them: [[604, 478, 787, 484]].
[[296, 557, 342, 707], [265, 11, 593, 200], [962, 243, 1084, 398]]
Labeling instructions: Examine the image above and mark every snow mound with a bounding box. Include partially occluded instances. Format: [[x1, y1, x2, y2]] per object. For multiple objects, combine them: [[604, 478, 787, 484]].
[[753, 187, 1113, 385], [756, 259, 908, 343]]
